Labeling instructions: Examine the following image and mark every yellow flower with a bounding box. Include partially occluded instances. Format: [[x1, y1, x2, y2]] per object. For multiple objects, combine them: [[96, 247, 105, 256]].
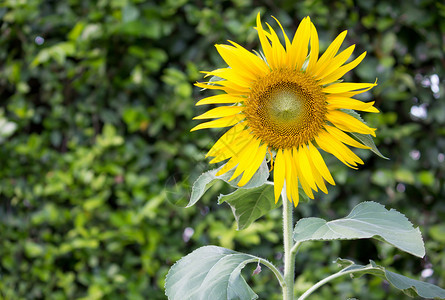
[[192, 13, 378, 207]]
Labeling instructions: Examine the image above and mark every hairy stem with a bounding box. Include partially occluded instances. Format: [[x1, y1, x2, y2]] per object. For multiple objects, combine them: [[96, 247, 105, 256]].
[[282, 188, 294, 300]]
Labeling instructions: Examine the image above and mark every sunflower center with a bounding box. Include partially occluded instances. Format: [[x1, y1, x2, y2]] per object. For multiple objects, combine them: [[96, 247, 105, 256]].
[[268, 88, 304, 123], [245, 69, 327, 149]]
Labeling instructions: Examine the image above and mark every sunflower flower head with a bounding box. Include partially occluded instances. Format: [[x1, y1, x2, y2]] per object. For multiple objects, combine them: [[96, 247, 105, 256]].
[[192, 13, 379, 207]]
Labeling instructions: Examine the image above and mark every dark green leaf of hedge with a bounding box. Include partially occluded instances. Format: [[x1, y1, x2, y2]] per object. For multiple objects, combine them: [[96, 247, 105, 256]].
[[187, 160, 269, 207], [334, 258, 445, 299], [429, 224, 445, 243], [165, 246, 258, 300], [218, 184, 277, 230], [293, 201, 425, 257]]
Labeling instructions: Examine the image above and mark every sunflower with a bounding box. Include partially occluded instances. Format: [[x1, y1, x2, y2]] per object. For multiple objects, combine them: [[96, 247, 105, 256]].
[[191, 13, 378, 207]]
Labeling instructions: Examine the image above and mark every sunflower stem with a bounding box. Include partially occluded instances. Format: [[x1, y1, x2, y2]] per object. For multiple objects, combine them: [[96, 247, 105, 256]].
[[282, 186, 295, 300]]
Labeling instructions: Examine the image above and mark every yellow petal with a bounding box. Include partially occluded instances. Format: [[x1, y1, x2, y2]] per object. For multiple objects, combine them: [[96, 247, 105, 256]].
[[323, 132, 364, 166], [315, 131, 363, 168], [215, 156, 239, 176], [272, 16, 291, 57], [296, 146, 317, 191], [292, 147, 314, 199], [315, 45, 355, 80], [193, 106, 244, 120], [266, 22, 286, 68], [289, 16, 311, 70], [207, 122, 247, 157], [256, 12, 275, 69], [318, 52, 367, 85], [229, 138, 261, 181], [238, 143, 268, 186], [326, 110, 376, 136], [209, 128, 252, 163], [302, 145, 328, 193], [195, 80, 250, 94], [292, 184, 300, 207], [196, 94, 244, 106], [315, 133, 350, 166], [310, 162, 328, 194], [227, 40, 270, 74], [195, 81, 225, 91], [325, 125, 370, 149], [285, 148, 300, 205], [289, 173, 300, 207], [215, 45, 262, 82], [209, 131, 252, 163], [311, 30, 347, 76], [190, 114, 244, 132], [203, 68, 253, 88], [306, 22, 319, 73], [214, 134, 255, 174], [323, 82, 377, 94], [287, 155, 300, 207], [307, 141, 335, 185], [327, 96, 379, 113], [273, 149, 285, 203], [330, 81, 376, 97]]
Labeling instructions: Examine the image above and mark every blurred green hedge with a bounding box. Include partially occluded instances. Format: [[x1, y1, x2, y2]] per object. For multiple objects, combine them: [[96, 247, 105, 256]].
[[0, 0, 444, 299]]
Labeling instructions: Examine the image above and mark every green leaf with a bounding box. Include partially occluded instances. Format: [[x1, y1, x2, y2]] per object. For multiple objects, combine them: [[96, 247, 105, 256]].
[[165, 246, 258, 300], [218, 184, 277, 230], [31, 42, 76, 67], [341, 109, 388, 159], [197, 75, 225, 90], [122, 4, 140, 23], [0, 115, 17, 144], [117, 20, 161, 39], [293, 201, 425, 257], [334, 258, 445, 299], [429, 224, 445, 243], [68, 21, 86, 41], [351, 132, 389, 159], [209, 75, 225, 84], [217, 182, 310, 230], [187, 160, 269, 207]]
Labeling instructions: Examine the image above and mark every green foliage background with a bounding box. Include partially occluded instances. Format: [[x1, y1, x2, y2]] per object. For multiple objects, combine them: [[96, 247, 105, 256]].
[[0, 0, 444, 299]]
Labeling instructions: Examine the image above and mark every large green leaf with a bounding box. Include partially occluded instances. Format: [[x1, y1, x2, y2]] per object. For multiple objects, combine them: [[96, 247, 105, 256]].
[[218, 183, 310, 230], [293, 201, 425, 257], [165, 246, 258, 300], [187, 160, 269, 207], [218, 184, 277, 230], [335, 258, 445, 299]]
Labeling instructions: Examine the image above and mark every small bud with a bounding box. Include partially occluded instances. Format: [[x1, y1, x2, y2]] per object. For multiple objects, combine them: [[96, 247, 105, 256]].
[[252, 262, 261, 275]]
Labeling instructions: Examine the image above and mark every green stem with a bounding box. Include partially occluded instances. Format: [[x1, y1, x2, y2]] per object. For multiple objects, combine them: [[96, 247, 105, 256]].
[[290, 241, 301, 288], [256, 258, 285, 287], [290, 241, 301, 259], [282, 187, 294, 300], [297, 266, 375, 299]]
